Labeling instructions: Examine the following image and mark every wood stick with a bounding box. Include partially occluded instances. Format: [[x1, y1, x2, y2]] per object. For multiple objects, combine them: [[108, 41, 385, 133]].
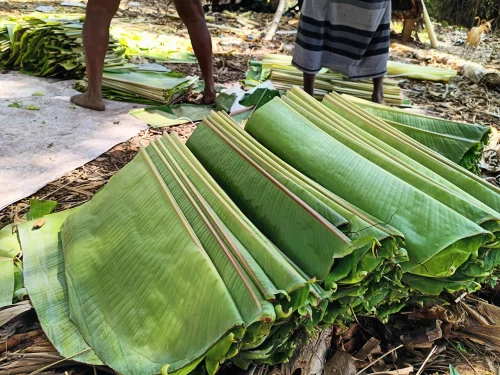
[[264, 0, 286, 41], [355, 345, 403, 375]]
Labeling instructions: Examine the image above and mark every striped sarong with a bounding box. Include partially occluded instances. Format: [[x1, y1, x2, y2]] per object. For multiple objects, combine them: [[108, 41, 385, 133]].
[[292, 0, 391, 80]]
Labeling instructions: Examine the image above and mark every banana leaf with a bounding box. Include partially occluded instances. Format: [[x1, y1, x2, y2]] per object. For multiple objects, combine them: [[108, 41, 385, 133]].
[[244, 96, 493, 284], [159, 134, 311, 308], [59, 149, 258, 375], [323, 92, 500, 214], [21, 133, 342, 374], [0, 225, 22, 307], [346, 96, 491, 172], [28, 198, 57, 220], [282, 89, 500, 237], [386, 61, 457, 82], [19, 209, 103, 364], [130, 104, 215, 127], [186, 120, 360, 282], [188, 111, 406, 321], [111, 28, 196, 64]]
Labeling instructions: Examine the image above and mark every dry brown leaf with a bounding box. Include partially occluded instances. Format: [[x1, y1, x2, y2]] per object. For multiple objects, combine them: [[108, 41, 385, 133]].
[[32, 219, 45, 229]]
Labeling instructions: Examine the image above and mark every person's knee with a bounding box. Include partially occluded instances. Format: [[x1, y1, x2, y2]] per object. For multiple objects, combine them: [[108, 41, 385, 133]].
[[174, 0, 204, 24], [87, 0, 121, 17]]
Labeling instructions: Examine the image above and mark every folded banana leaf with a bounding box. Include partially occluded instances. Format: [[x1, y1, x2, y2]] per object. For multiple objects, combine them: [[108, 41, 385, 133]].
[[187, 111, 407, 322], [130, 104, 214, 127], [243, 92, 498, 291], [0, 15, 126, 78], [386, 61, 457, 82], [345, 96, 491, 173], [323, 92, 500, 215], [0, 225, 21, 307], [20, 132, 354, 374]]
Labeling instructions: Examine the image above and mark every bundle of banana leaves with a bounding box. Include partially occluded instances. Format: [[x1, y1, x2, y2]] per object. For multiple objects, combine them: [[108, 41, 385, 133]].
[[236, 88, 500, 295], [75, 65, 199, 104], [245, 54, 405, 105], [16, 130, 405, 375], [0, 15, 126, 78], [111, 27, 196, 63], [346, 95, 491, 173], [8, 90, 500, 375]]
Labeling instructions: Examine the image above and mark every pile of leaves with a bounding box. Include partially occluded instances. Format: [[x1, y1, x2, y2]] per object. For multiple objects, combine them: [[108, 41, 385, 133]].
[[0, 15, 126, 78], [4, 88, 498, 375], [111, 27, 196, 64]]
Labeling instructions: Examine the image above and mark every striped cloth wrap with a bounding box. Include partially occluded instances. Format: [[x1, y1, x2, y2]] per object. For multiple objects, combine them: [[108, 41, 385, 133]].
[[292, 0, 391, 80]]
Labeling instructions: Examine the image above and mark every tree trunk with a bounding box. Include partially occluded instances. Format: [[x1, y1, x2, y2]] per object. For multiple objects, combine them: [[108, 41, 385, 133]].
[[265, 0, 287, 41]]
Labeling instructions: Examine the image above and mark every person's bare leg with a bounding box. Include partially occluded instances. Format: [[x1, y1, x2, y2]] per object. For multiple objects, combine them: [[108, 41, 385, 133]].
[[372, 76, 384, 104], [174, 0, 216, 104], [304, 73, 315, 96], [71, 0, 120, 111]]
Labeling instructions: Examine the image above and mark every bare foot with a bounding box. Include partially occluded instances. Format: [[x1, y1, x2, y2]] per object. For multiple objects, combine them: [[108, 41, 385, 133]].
[[202, 86, 216, 105], [371, 92, 384, 104], [70, 92, 105, 111]]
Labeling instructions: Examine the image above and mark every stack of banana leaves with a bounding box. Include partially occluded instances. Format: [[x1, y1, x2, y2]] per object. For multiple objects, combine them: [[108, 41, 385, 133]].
[[345, 96, 491, 174], [245, 54, 404, 105], [0, 15, 126, 78], [75, 65, 199, 104], [14, 130, 397, 375], [8, 89, 500, 375], [0, 23, 12, 63], [111, 27, 197, 64]]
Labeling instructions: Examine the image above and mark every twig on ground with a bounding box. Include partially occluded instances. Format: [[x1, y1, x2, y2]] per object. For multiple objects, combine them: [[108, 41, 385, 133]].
[[415, 345, 438, 375], [355, 345, 404, 375]]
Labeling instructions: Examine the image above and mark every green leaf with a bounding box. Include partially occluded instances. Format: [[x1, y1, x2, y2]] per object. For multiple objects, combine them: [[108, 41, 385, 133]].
[[215, 93, 237, 112], [187, 120, 354, 282], [130, 104, 214, 128], [28, 199, 57, 220], [449, 365, 461, 375], [323, 92, 500, 215], [0, 258, 14, 307], [59, 149, 258, 375], [8, 100, 22, 108], [240, 88, 281, 111]]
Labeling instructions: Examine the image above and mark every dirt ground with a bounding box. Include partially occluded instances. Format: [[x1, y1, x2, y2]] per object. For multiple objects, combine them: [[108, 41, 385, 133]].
[[1, 1, 500, 374]]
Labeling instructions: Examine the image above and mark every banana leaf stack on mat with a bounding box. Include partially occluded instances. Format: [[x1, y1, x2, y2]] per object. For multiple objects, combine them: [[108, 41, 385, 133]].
[[346, 95, 491, 174], [75, 65, 199, 105], [0, 15, 126, 78]]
